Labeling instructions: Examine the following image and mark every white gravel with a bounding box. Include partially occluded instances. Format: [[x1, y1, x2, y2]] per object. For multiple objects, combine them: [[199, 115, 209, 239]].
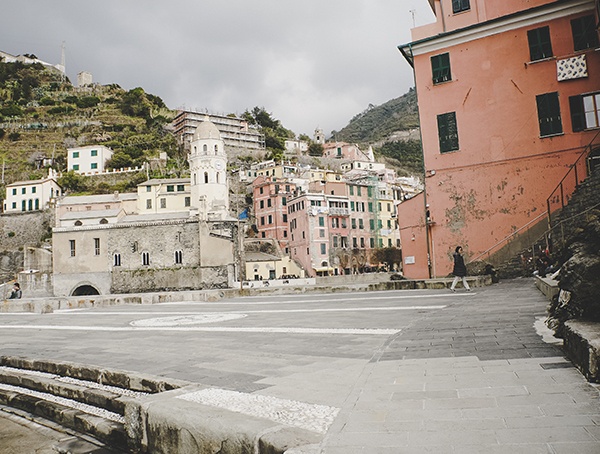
[[176, 388, 339, 434]]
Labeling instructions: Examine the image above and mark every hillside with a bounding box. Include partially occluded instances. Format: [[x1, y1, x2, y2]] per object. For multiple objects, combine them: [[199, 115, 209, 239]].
[[0, 60, 179, 193], [332, 88, 423, 176]]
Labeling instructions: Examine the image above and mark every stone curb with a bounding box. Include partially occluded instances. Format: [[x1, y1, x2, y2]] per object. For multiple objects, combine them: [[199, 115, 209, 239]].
[[0, 357, 325, 453], [563, 320, 600, 383]]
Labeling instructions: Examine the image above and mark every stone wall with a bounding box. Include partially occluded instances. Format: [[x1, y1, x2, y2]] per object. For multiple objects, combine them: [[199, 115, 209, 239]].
[[0, 210, 54, 282], [111, 266, 230, 294]]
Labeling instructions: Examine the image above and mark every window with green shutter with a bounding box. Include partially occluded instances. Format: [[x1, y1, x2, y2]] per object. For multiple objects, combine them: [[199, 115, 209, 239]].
[[437, 112, 459, 153], [431, 53, 451, 84], [452, 0, 470, 13], [536, 92, 563, 137], [527, 26, 553, 61], [571, 15, 599, 51]]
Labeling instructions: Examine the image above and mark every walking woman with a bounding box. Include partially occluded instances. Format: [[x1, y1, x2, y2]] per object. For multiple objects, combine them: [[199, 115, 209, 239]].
[[450, 246, 471, 292]]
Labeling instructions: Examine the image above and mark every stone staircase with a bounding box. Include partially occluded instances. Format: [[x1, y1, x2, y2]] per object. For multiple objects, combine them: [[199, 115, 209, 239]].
[[0, 356, 187, 453], [494, 164, 600, 280]]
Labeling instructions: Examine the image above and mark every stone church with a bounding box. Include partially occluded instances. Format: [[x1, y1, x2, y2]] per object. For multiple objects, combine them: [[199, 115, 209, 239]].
[[52, 118, 239, 296]]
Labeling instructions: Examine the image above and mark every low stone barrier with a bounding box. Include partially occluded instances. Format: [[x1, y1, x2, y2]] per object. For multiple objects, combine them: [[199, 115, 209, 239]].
[[563, 320, 600, 383]]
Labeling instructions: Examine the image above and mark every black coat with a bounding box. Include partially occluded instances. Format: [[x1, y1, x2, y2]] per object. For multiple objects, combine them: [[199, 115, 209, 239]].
[[452, 253, 467, 277]]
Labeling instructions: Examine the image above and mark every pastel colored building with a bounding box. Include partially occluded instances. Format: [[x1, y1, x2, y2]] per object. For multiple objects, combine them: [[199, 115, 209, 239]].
[[252, 176, 297, 254], [398, 0, 600, 278], [3, 175, 62, 213], [137, 179, 191, 214], [322, 142, 371, 161], [288, 192, 351, 276], [67, 145, 113, 174]]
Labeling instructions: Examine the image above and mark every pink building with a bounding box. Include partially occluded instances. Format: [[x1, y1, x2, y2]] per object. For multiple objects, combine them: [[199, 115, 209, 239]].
[[288, 191, 351, 276], [398, 0, 600, 278], [322, 142, 371, 160], [252, 176, 296, 254]]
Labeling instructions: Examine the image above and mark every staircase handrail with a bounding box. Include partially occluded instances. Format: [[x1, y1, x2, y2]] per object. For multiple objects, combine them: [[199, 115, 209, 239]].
[[469, 210, 548, 264], [547, 129, 600, 226]]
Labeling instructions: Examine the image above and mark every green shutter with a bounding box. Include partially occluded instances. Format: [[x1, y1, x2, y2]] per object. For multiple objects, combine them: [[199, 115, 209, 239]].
[[431, 53, 451, 84], [437, 112, 459, 153], [528, 27, 553, 61]]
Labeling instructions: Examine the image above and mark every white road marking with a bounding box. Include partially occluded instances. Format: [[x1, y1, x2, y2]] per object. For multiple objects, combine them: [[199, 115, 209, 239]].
[[130, 313, 247, 327], [0, 325, 399, 335], [16, 305, 446, 317], [176, 388, 339, 434]]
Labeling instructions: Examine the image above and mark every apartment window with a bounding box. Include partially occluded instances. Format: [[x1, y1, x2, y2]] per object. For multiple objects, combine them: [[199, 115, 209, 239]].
[[114, 253, 121, 267], [12, 188, 16, 195], [11, 202, 16, 209], [282, 197, 287, 206], [319, 229, 325, 238], [319, 217, 324, 227], [360, 238, 365, 248], [175, 250, 183, 264], [259, 187, 264, 194], [368, 202, 373, 212], [185, 197, 191, 207], [350, 201, 355, 211], [367, 187, 373, 197], [268, 215, 273, 224], [333, 236, 338, 248], [73, 164, 79, 171], [351, 218, 357, 229], [370, 238, 375, 248], [260, 216, 265, 226], [142, 252, 150, 266], [349, 186, 354, 196], [21, 200, 26, 211], [204, 172, 209, 183], [431, 53, 451, 84], [22, 187, 26, 194], [260, 200, 265, 209], [358, 219, 364, 229], [69, 240, 76, 257], [452, 0, 470, 13], [528, 26, 553, 61], [91, 149, 98, 157], [387, 220, 392, 229], [267, 198, 272, 207], [28, 199, 32, 211], [146, 199, 152, 209], [352, 237, 358, 248], [369, 219, 375, 230], [571, 15, 599, 51], [437, 112, 459, 153], [31, 187, 36, 194], [177, 184, 185, 192], [94, 238, 100, 256], [72, 151, 79, 158], [146, 186, 152, 192], [166, 185, 175, 192], [357, 187, 362, 196], [536, 92, 563, 137], [570, 93, 600, 131], [282, 214, 287, 222], [320, 243, 326, 255], [91, 163, 98, 170], [160, 198, 166, 209]]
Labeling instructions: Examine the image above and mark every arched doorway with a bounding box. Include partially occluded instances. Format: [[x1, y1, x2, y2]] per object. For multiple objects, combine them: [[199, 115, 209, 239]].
[[71, 285, 100, 296]]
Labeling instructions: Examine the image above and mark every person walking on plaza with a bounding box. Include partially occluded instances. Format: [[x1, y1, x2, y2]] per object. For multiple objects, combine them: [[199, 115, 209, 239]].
[[450, 246, 470, 292], [9, 282, 22, 299]]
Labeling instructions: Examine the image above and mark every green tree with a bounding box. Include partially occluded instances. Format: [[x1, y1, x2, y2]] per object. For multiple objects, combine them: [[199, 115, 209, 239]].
[[371, 247, 403, 271], [58, 171, 88, 193], [308, 143, 324, 157]]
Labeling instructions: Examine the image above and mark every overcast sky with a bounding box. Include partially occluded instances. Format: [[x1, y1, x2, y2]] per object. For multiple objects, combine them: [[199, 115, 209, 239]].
[[2, 1, 434, 137]]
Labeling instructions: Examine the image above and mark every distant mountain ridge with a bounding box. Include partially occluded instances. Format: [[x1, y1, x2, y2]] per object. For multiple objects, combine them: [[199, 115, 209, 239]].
[[332, 88, 419, 145]]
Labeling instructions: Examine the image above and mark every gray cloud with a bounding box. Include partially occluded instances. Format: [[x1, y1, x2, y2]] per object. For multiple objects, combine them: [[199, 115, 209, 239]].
[[2, 0, 434, 136]]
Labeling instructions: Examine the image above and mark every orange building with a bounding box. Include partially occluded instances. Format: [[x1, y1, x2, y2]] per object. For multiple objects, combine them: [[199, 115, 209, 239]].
[[398, 0, 600, 278]]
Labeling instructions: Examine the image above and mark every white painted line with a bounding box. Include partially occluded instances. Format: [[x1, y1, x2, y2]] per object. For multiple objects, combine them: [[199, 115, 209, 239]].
[[17, 305, 446, 317], [0, 325, 399, 335], [176, 388, 339, 434], [0, 383, 124, 423]]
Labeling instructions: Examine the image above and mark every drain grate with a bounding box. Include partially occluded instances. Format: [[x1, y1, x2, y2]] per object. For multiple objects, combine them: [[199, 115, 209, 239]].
[[540, 362, 573, 370]]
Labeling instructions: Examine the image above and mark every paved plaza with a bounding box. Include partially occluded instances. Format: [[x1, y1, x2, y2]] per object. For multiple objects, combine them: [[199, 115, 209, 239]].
[[1, 278, 600, 453]]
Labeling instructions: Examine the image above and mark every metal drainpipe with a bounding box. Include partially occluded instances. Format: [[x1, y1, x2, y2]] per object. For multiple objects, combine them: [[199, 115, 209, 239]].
[[409, 42, 433, 279]]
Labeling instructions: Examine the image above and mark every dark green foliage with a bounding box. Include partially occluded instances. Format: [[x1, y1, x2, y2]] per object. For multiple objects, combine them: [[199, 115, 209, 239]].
[[308, 142, 324, 157], [58, 170, 89, 193], [48, 105, 74, 115], [1, 104, 23, 117], [0, 128, 5, 139], [243, 106, 294, 158], [8, 132, 20, 141], [39, 97, 55, 106], [332, 88, 419, 144], [376, 139, 423, 174], [371, 247, 403, 270], [75, 96, 100, 108]]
